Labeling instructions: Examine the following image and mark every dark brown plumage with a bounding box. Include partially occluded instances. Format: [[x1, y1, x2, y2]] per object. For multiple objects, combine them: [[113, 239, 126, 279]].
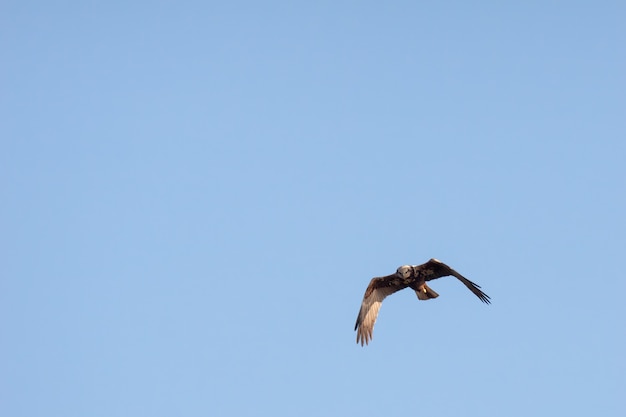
[[354, 258, 490, 346]]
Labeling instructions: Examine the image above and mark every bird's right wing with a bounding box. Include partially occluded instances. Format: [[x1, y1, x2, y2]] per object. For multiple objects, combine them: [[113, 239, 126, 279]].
[[354, 275, 404, 346]]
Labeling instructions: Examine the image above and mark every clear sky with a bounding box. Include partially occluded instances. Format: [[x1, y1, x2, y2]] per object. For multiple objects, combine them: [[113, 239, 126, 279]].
[[2, 1, 625, 416]]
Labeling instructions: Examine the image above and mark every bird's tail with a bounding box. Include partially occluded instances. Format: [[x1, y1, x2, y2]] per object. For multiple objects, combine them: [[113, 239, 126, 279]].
[[415, 284, 439, 300]]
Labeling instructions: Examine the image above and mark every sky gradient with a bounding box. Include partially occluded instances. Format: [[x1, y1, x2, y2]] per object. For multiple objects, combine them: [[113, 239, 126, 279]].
[[2, 1, 625, 416]]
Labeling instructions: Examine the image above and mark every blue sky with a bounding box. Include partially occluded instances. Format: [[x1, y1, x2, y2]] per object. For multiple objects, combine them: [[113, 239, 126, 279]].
[[2, 1, 625, 416]]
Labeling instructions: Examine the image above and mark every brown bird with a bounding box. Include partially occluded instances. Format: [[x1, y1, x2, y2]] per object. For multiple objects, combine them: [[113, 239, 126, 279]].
[[354, 258, 490, 346]]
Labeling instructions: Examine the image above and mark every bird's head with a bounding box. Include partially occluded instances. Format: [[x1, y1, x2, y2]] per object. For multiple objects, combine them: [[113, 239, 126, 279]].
[[396, 265, 413, 279]]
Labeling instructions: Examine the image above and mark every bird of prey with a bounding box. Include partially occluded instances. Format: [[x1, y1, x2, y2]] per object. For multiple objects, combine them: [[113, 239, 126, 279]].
[[354, 258, 490, 346]]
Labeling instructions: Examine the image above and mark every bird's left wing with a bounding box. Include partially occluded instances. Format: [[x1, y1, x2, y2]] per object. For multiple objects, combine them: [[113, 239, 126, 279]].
[[423, 259, 491, 304], [354, 274, 405, 346]]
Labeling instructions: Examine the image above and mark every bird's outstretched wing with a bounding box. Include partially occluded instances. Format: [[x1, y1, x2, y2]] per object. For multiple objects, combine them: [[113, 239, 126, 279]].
[[421, 259, 491, 304], [354, 274, 405, 346]]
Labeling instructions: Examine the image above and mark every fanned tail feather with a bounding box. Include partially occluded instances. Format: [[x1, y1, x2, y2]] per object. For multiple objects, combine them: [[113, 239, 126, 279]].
[[416, 284, 439, 300]]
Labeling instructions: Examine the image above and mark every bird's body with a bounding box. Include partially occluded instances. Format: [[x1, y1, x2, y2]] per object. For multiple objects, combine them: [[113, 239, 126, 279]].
[[354, 258, 490, 345]]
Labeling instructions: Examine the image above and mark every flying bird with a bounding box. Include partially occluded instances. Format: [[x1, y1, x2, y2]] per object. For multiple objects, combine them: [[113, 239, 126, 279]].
[[354, 258, 490, 345]]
